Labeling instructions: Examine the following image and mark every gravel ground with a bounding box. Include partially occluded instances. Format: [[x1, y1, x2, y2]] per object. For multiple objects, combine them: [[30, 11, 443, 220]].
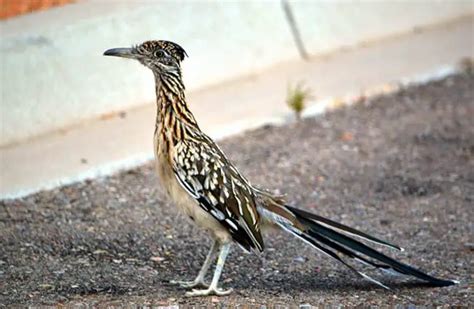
[[1, 73, 473, 307]]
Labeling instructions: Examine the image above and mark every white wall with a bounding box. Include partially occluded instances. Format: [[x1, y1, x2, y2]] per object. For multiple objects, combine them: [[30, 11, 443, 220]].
[[1, 0, 472, 146]]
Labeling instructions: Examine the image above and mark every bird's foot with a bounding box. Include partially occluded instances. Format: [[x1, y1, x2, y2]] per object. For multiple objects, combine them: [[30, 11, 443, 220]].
[[185, 286, 233, 297], [170, 279, 208, 289]]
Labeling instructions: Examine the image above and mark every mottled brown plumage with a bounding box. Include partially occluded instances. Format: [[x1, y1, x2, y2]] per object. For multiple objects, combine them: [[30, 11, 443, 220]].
[[104, 40, 457, 297]]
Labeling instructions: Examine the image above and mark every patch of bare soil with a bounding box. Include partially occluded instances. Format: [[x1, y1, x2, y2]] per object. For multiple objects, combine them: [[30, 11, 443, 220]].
[[1, 73, 473, 307]]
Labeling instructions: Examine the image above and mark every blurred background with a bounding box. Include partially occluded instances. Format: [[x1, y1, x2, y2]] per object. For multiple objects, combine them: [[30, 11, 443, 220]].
[[0, 0, 473, 198]]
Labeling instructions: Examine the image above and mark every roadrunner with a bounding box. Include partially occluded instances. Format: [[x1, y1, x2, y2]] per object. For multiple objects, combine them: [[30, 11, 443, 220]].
[[104, 40, 456, 296]]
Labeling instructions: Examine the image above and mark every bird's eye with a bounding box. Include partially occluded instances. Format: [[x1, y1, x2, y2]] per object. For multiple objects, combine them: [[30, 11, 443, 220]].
[[154, 50, 166, 58]]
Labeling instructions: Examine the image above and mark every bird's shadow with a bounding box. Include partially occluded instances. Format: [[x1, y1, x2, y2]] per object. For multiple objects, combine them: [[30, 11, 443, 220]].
[[162, 270, 441, 296]]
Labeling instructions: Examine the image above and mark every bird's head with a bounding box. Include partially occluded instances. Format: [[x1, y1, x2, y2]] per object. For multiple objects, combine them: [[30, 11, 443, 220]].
[[104, 40, 187, 74]]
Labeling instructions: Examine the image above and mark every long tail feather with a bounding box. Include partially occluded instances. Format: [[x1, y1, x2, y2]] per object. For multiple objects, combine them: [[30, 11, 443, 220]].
[[283, 205, 457, 288], [285, 205, 403, 251], [281, 223, 391, 289]]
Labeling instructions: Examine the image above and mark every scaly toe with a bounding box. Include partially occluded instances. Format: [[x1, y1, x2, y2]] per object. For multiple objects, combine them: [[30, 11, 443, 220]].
[[214, 287, 233, 296], [185, 287, 233, 297], [170, 279, 208, 289]]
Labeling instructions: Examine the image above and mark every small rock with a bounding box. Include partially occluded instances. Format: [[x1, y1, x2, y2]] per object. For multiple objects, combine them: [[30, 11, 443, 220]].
[[293, 256, 306, 263], [93, 249, 108, 255], [340, 132, 354, 142], [150, 256, 165, 263]]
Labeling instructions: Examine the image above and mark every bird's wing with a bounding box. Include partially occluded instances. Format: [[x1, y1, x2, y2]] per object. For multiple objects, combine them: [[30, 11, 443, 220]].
[[172, 137, 264, 252]]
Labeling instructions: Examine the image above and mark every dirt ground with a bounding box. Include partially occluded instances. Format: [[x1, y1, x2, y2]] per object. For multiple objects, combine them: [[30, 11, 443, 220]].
[[1, 73, 473, 307]]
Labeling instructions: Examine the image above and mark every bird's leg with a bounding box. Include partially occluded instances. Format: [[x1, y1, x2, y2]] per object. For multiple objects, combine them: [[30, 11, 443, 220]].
[[185, 242, 233, 297], [170, 240, 219, 288]]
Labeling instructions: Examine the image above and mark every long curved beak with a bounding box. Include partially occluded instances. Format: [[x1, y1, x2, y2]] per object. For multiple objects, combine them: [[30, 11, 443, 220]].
[[103, 47, 136, 59]]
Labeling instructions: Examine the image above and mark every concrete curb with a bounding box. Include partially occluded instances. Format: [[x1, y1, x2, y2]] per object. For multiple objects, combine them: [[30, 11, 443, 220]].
[[1, 1, 472, 146], [1, 16, 472, 199]]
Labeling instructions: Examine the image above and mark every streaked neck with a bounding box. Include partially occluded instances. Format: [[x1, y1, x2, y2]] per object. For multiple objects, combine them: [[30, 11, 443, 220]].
[[154, 70, 199, 140]]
